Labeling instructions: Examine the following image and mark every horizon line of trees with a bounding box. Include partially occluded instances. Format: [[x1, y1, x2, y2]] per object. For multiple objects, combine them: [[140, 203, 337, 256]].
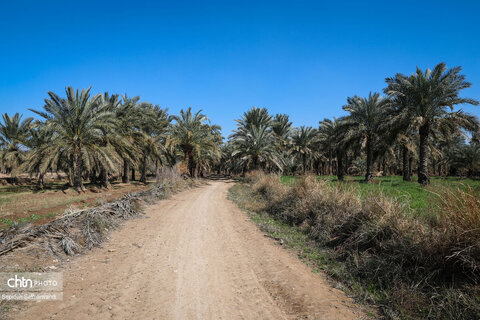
[[0, 88, 222, 191], [224, 62, 480, 185], [1, 62, 479, 189]]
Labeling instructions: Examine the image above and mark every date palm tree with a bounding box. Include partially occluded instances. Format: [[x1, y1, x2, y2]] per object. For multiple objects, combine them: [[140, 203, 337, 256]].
[[455, 142, 480, 177], [30, 87, 116, 192], [230, 107, 283, 173], [318, 117, 347, 181], [115, 94, 143, 183], [167, 108, 219, 176], [0, 113, 33, 174], [291, 126, 316, 174], [341, 92, 390, 182], [385, 63, 479, 185], [90, 92, 139, 188], [20, 121, 57, 188], [317, 118, 337, 175], [231, 123, 281, 171], [234, 106, 272, 133], [271, 114, 292, 143], [136, 103, 170, 183]]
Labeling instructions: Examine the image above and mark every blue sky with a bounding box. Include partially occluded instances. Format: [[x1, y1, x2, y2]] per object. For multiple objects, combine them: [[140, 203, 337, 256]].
[[1, 0, 479, 136]]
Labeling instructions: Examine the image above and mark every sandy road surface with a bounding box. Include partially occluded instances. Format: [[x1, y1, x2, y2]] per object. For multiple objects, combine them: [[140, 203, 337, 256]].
[[16, 180, 364, 320]]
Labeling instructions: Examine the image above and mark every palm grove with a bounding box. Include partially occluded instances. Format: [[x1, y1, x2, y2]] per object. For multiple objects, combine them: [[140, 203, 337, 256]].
[[0, 88, 222, 191], [225, 63, 480, 185], [1, 63, 479, 189]]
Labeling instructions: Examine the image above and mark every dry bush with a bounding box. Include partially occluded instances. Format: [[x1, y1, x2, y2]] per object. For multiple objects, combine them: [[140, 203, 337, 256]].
[[252, 174, 292, 218], [249, 174, 480, 319], [430, 186, 480, 281], [244, 170, 267, 184]]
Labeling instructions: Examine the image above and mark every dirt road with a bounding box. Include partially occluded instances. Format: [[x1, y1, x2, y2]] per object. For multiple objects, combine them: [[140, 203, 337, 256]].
[[16, 180, 364, 320]]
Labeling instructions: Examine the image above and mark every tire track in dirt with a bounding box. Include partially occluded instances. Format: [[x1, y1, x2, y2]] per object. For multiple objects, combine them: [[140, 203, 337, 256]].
[[15, 180, 364, 320]]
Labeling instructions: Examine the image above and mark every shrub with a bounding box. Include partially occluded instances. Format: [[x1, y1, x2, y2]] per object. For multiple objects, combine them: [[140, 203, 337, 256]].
[[248, 174, 480, 319]]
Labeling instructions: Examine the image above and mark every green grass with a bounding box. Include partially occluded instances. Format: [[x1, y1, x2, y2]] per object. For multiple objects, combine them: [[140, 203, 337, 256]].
[[1, 212, 60, 227], [281, 175, 480, 212]]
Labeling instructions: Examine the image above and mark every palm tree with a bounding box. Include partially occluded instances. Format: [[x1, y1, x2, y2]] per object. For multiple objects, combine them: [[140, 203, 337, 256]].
[[234, 107, 272, 133], [270, 114, 292, 173], [230, 107, 283, 173], [167, 108, 219, 176], [385, 63, 479, 185], [116, 94, 142, 183], [30, 87, 116, 192], [231, 123, 281, 172], [341, 92, 390, 182], [20, 121, 57, 188], [318, 117, 347, 181], [291, 126, 316, 174], [200, 124, 223, 176], [381, 90, 418, 181], [271, 114, 292, 144], [135, 103, 170, 183], [455, 142, 480, 177], [0, 113, 33, 174], [90, 92, 138, 188]]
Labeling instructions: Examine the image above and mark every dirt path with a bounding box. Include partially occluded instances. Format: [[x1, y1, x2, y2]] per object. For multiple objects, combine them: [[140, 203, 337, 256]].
[[16, 180, 364, 320]]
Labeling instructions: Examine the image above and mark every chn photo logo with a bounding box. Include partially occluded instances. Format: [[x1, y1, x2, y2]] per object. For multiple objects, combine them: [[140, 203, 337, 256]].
[[7, 275, 33, 289]]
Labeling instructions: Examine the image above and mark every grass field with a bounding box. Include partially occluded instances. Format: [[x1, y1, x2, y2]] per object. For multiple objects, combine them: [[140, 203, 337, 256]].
[[281, 175, 480, 213]]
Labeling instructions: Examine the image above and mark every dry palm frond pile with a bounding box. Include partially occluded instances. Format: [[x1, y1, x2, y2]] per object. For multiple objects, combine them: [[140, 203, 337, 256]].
[[0, 178, 197, 257]]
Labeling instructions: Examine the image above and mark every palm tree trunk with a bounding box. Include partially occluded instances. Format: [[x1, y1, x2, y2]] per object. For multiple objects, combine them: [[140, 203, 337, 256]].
[[90, 168, 97, 184], [155, 160, 160, 182], [365, 137, 373, 182], [73, 147, 84, 192], [253, 155, 259, 171], [37, 173, 45, 189], [402, 145, 411, 181], [302, 154, 307, 174], [184, 149, 194, 176], [131, 167, 136, 181], [408, 156, 413, 178], [336, 151, 344, 181], [122, 158, 129, 183], [140, 155, 147, 184], [328, 149, 333, 175], [67, 155, 74, 187], [68, 169, 73, 187], [100, 167, 110, 189], [418, 124, 430, 185], [242, 162, 247, 177]]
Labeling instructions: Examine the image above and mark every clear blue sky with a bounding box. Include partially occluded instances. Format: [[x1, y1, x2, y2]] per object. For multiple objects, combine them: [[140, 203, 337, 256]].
[[1, 0, 479, 136]]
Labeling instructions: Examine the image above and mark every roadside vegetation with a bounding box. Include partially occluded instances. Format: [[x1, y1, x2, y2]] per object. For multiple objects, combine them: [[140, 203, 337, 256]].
[[232, 172, 480, 319]]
